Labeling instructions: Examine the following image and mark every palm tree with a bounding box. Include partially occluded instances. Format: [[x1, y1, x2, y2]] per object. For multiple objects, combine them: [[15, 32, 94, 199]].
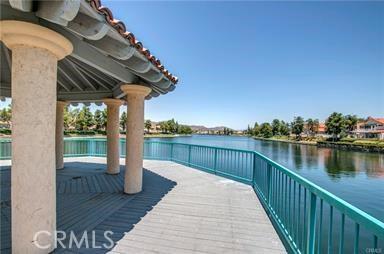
[[145, 120, 152, 133]]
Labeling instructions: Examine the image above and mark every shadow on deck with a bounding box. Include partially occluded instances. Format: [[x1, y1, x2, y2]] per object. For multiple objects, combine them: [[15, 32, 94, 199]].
[[1, 157, 286, 253], [0, 160, 177, 253]]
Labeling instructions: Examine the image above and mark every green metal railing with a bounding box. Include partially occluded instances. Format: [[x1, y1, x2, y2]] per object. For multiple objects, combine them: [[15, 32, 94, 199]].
[[1, 138, 383, 253]]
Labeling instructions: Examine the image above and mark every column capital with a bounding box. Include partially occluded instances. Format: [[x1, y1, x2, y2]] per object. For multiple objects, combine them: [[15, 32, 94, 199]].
[[103, 98, 124, 106], [57, 101, 68, 108], [120, 84, 151, 97], [0, 20, 73, 59]]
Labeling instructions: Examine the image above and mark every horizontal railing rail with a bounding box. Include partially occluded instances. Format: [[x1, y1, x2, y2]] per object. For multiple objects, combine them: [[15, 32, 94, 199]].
[[0, 138, 383, 253]]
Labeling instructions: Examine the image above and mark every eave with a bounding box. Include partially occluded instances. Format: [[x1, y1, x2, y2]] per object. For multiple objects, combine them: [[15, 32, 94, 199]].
[[0, 0, 179, 102]]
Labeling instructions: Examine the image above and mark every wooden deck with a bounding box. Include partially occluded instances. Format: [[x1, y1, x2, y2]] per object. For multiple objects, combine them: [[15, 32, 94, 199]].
[[0, 157, 286, 253]]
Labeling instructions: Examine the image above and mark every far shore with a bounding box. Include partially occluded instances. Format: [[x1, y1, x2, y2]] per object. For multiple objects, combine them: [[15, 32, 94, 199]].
[[252, 136, 384, 153], [253, 136, 318, 146]]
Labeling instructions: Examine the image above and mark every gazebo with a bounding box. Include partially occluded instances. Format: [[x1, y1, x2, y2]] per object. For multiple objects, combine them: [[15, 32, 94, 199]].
[[0, 0, 178, 252]]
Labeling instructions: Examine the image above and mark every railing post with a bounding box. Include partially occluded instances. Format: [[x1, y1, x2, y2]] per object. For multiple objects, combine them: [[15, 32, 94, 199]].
[[306, 192, 317, 254], [170, 143, 174, 161], [252, 152, 257, 188], [213, 148, 218, 174], [89, 139, 95, 156], [188, 145, 192, 166], [267, 164, 272, 205]]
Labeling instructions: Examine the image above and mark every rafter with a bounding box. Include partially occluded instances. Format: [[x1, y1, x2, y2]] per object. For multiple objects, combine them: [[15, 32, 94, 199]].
[[57, 76, 72, 92], [64, 59, 97, 91], [73, 63, 113, 91], [57, 65, 84, 91]]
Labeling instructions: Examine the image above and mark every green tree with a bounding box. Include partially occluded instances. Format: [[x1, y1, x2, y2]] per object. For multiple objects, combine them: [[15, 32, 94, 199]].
[[344, 114, 358, 132], [271, 119, 281, 136], [175, 121, 180, 134], [159, 121, 169, 133], [280, 121, 290, 136], [179, 125, 193, 134], [326, 112, 347, 141], [305, 118, 319, 137], [68, 108, 80, 129], [253, 122, 260, 136], [94, 109, 106, 131], [259, 123, 273, 138], [166, 119, 178, 133], [222, 127, 233, 135], [306, 118, 314, 136], [120, 111, 127, 131], [246, 125, 253, 136], [291, 116, 304, 140], [145, 119, 152, 133], [75, 106, 94, 131], [0, 105, 11, 125]]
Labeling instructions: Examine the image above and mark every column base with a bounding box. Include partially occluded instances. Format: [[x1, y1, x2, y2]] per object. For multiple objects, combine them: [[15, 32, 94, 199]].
[[106, 171, 120, 175], [124, 189, 143, 195]]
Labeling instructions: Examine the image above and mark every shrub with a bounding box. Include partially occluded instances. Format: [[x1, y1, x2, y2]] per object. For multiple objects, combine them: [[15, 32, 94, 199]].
[[339, 137, 356, 143], [353, 140, 380, 145], [96, 130, 107, 135], [64, 130, 96, 136], [0, 128, 11, 135]]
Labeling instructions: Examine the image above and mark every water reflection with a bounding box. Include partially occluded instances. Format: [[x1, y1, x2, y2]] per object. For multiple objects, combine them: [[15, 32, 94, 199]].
[[323, 149, 357, 179]]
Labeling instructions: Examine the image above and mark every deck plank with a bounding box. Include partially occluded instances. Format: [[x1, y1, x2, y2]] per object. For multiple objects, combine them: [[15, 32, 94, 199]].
[[0, 157, 285, 253]]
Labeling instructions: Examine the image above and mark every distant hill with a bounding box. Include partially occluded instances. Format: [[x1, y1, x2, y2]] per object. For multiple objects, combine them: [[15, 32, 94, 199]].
[[188, 125, 229, 132], [150, 121, 234, 132]]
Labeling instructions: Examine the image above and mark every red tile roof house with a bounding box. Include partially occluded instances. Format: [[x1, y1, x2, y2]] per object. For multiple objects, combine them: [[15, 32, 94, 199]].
[[353, 117, 384, 140], [302, 122, 328, 137], [315, 123, 331, 138]]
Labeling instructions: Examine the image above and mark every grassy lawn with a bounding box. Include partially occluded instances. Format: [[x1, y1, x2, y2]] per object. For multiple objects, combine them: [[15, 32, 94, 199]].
[[253, 136, 384, 148], [254, 135, 320, 145]]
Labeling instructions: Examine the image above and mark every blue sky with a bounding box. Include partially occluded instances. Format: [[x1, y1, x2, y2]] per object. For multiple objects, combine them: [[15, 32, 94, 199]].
[[1, 1, 383, 129]]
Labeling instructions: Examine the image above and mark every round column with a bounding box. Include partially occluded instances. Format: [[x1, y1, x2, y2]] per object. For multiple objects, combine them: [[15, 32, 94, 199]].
[[121, 84, 151, 194], [103, 99, 123, 174], [56, 101, 68, 170], [1, 21, 72, 253]]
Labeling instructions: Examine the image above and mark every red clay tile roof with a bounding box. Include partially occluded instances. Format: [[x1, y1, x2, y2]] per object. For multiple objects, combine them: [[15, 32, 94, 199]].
[[88, 0, 178, 84], [318, 123, 326, 132], [367, 117, 384, 125], [374, 118, 384, 124]]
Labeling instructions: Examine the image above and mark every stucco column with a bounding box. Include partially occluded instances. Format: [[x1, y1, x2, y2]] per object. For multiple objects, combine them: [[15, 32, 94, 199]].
[[56, 101, 68, 170], [103, 99, 123, 174], [1, 21, 72, 253], [121, 84, 151, 194]]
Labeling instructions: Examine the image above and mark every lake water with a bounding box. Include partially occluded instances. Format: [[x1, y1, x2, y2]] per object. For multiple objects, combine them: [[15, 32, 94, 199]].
[[147, 135, 384, 223]]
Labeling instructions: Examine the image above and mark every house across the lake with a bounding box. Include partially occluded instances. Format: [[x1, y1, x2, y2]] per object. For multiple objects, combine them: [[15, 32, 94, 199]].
[[317, 123, 326, 135], [353, 117, 384, 139]]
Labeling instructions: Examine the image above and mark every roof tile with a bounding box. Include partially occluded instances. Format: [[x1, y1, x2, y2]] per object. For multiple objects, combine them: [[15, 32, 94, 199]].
[[87, 0, 178, 84]]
